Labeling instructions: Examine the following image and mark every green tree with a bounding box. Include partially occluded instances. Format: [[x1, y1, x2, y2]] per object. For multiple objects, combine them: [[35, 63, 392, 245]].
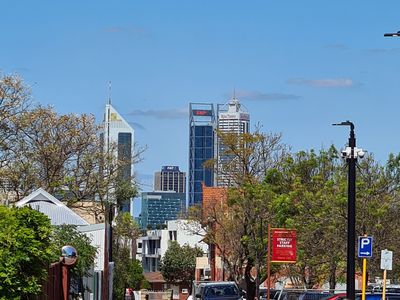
[[271, 147, 348, 289], [51, 225, 97, 298], [0, 205, 54, 299], [201, 129, 286, 298], [160, 241, 203, 294], [113, 212, 146, 300], [51, 225, 97, 277]]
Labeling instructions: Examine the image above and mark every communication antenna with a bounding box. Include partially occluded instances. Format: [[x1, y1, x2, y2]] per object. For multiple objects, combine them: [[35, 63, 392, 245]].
[[108, 80, 112, 105]]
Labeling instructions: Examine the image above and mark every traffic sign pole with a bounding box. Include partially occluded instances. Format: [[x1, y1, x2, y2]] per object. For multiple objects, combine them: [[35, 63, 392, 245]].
[[380, 249, 393, 300], [361, 258, 367, 300], [358, 236, 373, 258], [383, 269, 387, 300]]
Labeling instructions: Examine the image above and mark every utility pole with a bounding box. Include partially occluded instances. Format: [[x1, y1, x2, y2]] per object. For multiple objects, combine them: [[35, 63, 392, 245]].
[[333, 121, 358, 300]]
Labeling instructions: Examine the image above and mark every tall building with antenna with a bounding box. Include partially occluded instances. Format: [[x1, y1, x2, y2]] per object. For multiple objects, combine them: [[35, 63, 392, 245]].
[[216, 96, 250, 186], [102, 91, 135, 213], [188, 103, 216, 206]]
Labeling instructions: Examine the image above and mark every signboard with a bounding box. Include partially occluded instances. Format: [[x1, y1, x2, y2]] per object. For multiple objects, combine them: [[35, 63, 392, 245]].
[[358, 236, 373, 258], [219, 112, 250, 121], [192, 109, 213, 117], [271, 229, 297, 263], [162, 166, 179, 172], [381, 249, 393, 270]]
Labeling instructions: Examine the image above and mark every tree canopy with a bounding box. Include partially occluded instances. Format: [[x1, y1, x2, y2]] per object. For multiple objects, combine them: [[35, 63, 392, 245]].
[[113, 212, 147, 300], [160, 241, 203, 292], [0, 205, 54, 299], [197, 129, 400, 293]]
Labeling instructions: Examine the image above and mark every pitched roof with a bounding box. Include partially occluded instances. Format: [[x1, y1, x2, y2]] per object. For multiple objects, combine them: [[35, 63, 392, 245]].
[[15, 188, 89, 226]]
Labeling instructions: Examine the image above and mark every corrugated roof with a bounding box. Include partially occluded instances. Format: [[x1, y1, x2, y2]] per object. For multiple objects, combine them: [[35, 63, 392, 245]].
[[15, 188, 89, 226]]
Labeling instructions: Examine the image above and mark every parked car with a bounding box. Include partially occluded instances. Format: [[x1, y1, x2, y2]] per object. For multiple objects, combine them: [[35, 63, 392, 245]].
[[355, 293, 400, 300], [259, 288, 278, 300], [298, 291, 333, 300], [195, 282, 244, 300], [320, 293, 346, 300]]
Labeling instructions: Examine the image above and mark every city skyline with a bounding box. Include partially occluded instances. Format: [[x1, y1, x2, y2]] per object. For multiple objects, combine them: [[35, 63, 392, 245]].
[[2, 1, 400, 214]]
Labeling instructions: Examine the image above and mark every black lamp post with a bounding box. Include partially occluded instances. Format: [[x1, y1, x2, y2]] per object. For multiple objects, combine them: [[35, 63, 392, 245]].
[[333, 121, 357, 300], [384, 31, 400, 37]]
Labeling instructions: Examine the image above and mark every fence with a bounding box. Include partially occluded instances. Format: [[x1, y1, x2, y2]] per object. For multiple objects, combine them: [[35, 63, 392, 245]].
[[38, 262, 63, 300]]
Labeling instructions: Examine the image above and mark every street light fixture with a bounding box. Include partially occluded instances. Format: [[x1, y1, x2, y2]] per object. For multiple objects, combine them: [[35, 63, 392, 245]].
[[332, 121, 364, 300], [384, 31, 400, 37]]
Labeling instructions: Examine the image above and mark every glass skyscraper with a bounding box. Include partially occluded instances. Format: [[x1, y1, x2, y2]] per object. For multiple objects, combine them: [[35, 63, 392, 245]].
[[188, 103, 215, 206], [140, 191, 186, 229], [103, 102, 134, 213]]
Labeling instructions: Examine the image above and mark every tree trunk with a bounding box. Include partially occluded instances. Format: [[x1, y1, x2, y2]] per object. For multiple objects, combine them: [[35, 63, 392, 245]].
[[245, 262, 256, 300], [329, 262, 336, 291], [303, 266, 314, 289]]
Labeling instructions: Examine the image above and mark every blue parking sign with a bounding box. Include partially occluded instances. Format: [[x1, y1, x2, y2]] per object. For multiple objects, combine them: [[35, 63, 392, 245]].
[[358, 236, 373, 258]]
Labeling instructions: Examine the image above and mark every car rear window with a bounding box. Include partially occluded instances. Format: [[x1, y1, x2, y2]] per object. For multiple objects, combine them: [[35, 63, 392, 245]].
[[204, 285, 240, 297]]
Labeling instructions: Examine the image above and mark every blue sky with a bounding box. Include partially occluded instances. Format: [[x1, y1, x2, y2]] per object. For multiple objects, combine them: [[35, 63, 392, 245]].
[[2, 1, 400, 214]]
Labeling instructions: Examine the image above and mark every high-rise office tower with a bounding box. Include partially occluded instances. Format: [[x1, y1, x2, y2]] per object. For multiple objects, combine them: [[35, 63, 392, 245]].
[[154, 166, 186, 193], [103, 101, 134, 213], [140, 191, 186, 229], [188, 103, 215, 206], [216, 97, 250, 186]]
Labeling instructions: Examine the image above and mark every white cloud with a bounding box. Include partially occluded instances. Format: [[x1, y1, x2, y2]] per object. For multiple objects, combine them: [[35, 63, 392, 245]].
[[287, 78, 354, 88], [127, 108, 188, 119], [233, 90, 301, 101], [365, 48, 400, 54]]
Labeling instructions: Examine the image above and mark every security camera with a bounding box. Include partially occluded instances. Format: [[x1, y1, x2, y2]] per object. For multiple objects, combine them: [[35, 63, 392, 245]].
[[357, 149, 365, 158], [341, 147, 351, 158]]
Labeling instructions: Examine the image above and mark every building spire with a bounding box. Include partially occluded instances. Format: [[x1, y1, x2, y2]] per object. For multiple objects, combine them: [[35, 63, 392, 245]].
[[108, 80, 112, 105]]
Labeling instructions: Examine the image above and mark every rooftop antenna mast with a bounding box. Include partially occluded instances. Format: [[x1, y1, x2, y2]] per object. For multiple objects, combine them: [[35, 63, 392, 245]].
[[108, 80, 112, 105]]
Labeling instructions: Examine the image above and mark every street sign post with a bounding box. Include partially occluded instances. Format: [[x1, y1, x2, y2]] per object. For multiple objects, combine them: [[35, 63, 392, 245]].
[[358, 236, 373, 258], [358, 236, 373, 300], [271, 229, 297, 263], [381, 249, 393, 271], [381, 249, 393, 300]]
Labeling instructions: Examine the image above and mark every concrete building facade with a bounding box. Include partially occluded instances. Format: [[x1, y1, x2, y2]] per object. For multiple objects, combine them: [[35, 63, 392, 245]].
[[154, 166, 186, 193], [216, 97, 250, 187]]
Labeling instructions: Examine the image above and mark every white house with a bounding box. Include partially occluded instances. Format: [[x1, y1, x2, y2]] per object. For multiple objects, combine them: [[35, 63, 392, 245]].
[[140, 219, 208, 273], [15, 188, 105, 272], [15, 188, 89, 226]]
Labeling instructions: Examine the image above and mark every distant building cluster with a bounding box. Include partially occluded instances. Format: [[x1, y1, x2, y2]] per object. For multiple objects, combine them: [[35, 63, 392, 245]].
[[96, 94, 251, 300], [188, 97, 250, 206], [133, 95, 250, 229], [0, 93, 252, 299]]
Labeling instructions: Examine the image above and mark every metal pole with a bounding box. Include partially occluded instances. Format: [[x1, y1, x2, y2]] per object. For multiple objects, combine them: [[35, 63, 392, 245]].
[[102, 203, 110, 300], [361, 258, 367, 300], [347, 123, 356, 300], [333, 121, 357, 300], [267, 224, 271, 300]]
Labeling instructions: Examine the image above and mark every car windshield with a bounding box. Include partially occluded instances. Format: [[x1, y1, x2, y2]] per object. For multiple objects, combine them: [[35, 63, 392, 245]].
[[204, 285, 239, 297]]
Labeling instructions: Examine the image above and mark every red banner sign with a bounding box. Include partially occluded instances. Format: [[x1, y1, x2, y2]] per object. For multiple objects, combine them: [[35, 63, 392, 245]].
[[271, 229, 297, 263]]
